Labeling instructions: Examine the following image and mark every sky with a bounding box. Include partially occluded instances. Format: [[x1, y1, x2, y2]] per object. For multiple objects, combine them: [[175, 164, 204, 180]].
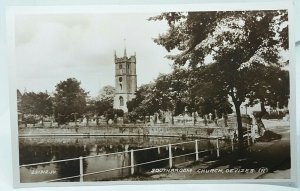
[[15, 13, 173, 97]]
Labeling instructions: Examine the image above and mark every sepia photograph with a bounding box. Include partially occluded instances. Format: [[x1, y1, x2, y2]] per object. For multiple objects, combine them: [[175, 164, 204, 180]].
[[8, 3, 295, 186]]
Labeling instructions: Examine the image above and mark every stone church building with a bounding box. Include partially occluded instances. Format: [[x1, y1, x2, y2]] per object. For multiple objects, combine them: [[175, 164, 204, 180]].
[[113, 49, 137, 112]]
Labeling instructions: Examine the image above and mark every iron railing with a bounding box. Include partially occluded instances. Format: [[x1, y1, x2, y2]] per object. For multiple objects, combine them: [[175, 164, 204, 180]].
[[20, 137, 256, 182]]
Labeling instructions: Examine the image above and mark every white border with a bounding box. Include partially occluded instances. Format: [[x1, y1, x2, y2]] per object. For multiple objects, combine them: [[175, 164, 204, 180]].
[[5, 0, 297, 188]]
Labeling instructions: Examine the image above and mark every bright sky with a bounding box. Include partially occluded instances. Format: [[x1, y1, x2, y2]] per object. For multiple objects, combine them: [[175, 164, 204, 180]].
[[15, 13, 173, 97]]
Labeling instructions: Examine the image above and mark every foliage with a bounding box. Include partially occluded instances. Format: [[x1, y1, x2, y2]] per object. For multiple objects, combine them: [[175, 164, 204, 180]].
[[94, 100, 112, 116], [23, 115, 37, 125], [92, 85, 116, 116], [246, 65, 289, 109], [97, 85, 115, 103], [19, 91, 53, 116], [53, 78, 88, 124], [150, 10, 288, 148], [127, 111, 139, 123], [127, 83, 159, 116], [114, 109, 124, 117], [128, 68, 232, 119], [104, 108, 124, 122]]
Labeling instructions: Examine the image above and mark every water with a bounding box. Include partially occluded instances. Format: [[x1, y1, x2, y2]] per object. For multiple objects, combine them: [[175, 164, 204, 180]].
[[19, 136, 230, 182]]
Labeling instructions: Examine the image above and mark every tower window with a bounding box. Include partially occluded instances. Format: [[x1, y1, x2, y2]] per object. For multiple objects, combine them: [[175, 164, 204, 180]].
[[120, 84, 122, 90], [127, 64, 130, 70], [119, 64, 122, 69], [119, 77, 122, 82], [119, 96, 124, 106]]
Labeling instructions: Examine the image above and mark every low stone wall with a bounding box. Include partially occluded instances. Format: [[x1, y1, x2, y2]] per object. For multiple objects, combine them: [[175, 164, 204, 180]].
[[148, 126, 234, 138], [19, 125, 235, 139]]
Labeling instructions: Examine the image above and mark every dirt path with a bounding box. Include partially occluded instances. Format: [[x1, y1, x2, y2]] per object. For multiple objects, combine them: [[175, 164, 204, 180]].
[[134, 125, 291, 180]]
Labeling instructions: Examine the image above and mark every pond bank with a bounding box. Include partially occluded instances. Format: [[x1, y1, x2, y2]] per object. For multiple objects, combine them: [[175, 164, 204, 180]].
[[18, 125, 235, 139]]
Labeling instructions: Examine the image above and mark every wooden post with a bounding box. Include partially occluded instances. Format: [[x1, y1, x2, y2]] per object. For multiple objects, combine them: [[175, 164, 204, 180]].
[[130, 149, 134, 175], [231, 138, 234, 152], [79, 156, 83, 182], [216, 138, 220, 157], [168, 144, 172, 168], [195, 140, 199, 161]]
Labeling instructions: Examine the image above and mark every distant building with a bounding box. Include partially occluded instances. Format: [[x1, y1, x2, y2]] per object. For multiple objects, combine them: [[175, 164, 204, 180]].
[[113, 49, 137, 112]]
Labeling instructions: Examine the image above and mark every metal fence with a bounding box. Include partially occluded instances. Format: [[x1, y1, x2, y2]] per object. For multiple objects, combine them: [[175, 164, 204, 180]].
[[19, 130, 254, 183]]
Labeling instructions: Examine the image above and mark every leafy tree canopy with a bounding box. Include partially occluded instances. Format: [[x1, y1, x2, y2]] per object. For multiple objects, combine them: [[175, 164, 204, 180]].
[[53, 78, 88, 123], [97, 85, 115, 103], [19, 91, 53, 116], [150, 10, 289, 147]]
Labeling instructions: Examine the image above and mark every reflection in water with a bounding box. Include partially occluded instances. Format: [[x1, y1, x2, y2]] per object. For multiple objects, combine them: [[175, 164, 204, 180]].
[[19, 136, 228, 182]]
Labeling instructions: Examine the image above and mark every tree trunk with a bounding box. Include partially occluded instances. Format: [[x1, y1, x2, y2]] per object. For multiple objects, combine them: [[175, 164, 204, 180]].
[[96, 116, 99, 126], [41, 116, 44, 127], [234, 102, 244, 150], [86, 116, 89, 126], [75, 113, 78, 127]]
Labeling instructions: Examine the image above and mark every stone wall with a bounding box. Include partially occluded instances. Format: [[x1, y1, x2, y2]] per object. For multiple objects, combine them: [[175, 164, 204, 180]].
[[19, 125, 235, 139], [147, 126, 234, 139]]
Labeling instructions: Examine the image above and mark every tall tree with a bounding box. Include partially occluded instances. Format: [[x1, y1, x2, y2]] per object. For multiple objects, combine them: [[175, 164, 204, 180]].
[[93, 85, 116, 116], [97, 85, 115, 103], [150, 10, 288, 148], [19, 92, 37, 115], [189, 65, 233, 117], [94, 100, 112, 116], [19, 91, 53, 125], [53, 78, 88, 124], [246, 65, 289, 132], [127, 83, 159, 118], [128, 69, 232, 120]]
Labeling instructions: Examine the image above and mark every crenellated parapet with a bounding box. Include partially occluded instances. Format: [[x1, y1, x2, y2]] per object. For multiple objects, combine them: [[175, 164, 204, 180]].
[[115, 56, 136, 63]]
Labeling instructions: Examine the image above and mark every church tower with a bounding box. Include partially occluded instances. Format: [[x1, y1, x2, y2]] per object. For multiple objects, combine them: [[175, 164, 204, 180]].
[[113, 48, 137, 112]]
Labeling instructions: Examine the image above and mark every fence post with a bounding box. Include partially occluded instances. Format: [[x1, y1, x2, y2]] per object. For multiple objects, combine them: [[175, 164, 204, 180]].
[[231, 137, 234, 152], [195, 140, 199, 161], [79, 156, 83, 182], [216, 138, 220, 157], [130, 149, 134, 175], [168, 144, 172, 168]]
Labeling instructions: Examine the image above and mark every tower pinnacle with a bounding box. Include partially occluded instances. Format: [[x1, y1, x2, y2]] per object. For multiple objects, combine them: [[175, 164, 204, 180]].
[[123, 38, 127, 57], [124, 47, 127, 57]]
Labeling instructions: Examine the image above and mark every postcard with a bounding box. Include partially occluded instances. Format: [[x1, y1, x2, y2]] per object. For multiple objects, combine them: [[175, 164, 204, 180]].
[[6, 1, 297, 188]]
